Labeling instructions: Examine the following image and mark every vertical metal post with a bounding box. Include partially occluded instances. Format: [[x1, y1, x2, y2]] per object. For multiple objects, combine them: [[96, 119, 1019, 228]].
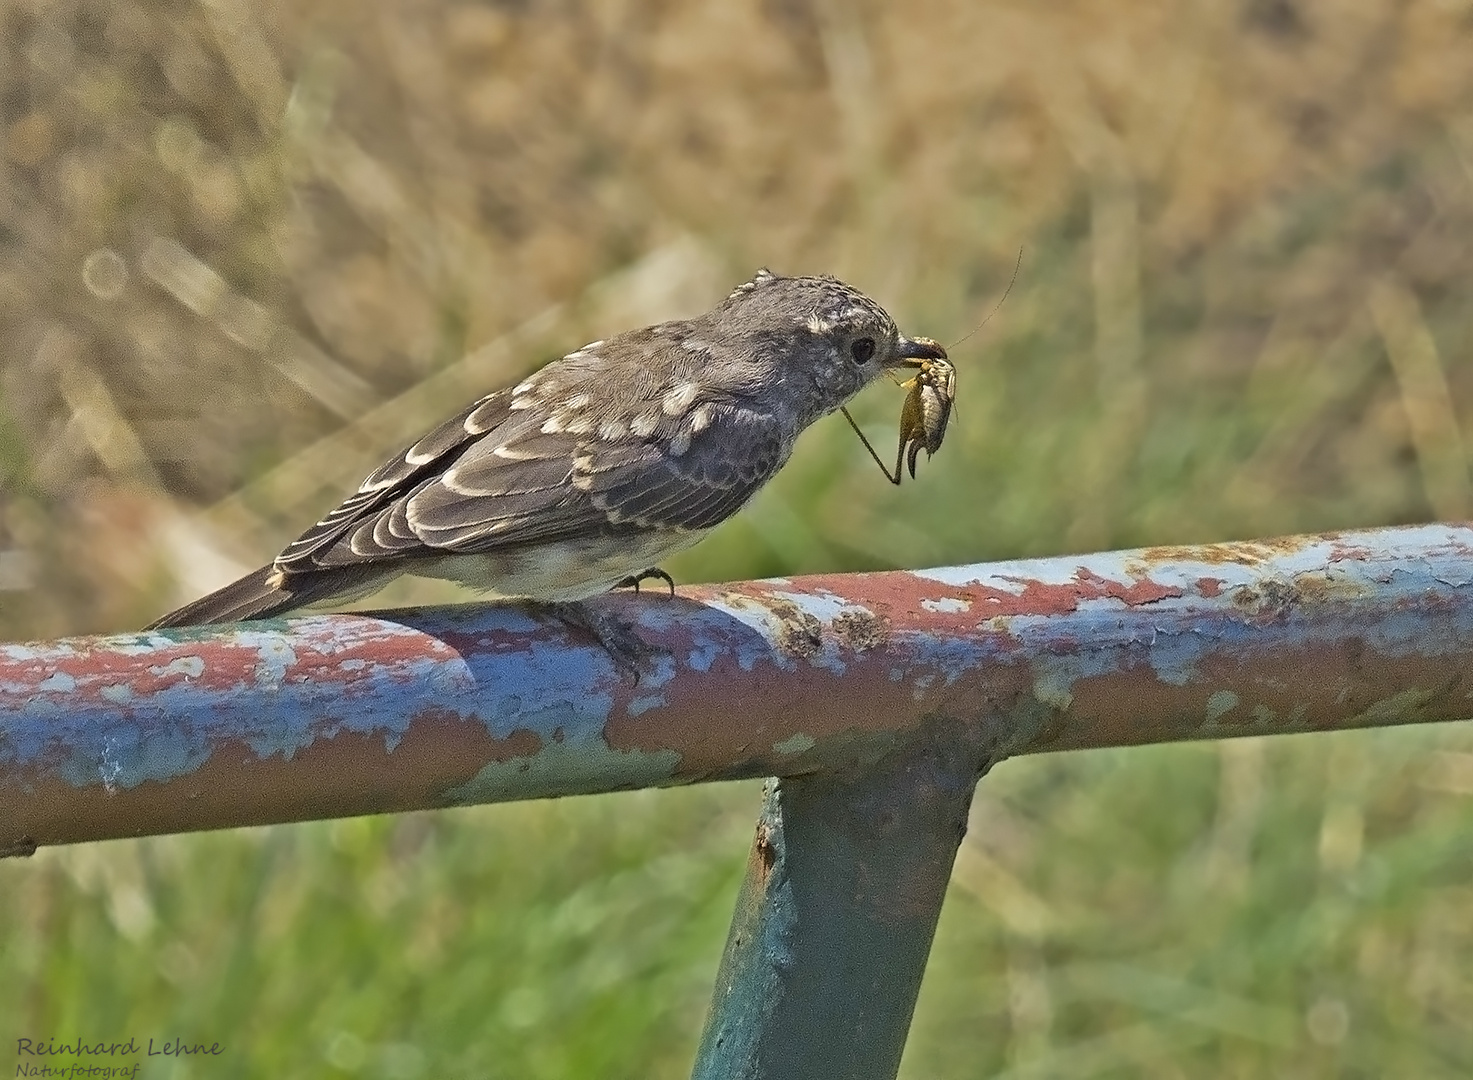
[[692, 722, 990, 1080]]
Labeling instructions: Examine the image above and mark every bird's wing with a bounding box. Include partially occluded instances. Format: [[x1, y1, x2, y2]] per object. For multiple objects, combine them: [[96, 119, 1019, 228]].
[[274, 389, 509, 572], [275, 388, 789, 573]]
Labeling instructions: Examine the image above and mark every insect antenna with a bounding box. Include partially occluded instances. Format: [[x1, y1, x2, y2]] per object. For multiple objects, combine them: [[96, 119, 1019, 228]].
[[947, 245, 1022, 352]]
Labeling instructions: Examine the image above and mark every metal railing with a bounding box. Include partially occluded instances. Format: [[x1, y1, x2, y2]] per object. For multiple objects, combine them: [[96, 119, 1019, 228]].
[[3, 523, 1471, 1078]]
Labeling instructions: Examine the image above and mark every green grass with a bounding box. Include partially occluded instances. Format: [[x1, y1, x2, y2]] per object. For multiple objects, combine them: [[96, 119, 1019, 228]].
[[7, 729, 1473, 1077], [2, 788, 756, 1079]]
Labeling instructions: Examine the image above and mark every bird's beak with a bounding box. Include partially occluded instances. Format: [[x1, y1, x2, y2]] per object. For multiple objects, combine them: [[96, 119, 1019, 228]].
[[889, 335, 949, 370]]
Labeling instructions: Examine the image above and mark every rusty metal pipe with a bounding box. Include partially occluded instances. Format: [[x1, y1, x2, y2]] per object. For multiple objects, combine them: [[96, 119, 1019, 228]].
[[3, 523, 1471, 855], [693, 722, 991, 1080]]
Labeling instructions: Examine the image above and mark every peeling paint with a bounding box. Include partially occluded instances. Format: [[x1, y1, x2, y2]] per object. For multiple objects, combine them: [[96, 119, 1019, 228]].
[[833, 610, 888, 652], [921, 597, 970, 613], [445, 741, 680, 806], [148, 655, 205, 680]]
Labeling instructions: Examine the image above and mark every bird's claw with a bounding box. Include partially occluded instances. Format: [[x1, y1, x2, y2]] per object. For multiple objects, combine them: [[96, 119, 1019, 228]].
[[613, 567, 676, 597], [551, 601, 668, 684]]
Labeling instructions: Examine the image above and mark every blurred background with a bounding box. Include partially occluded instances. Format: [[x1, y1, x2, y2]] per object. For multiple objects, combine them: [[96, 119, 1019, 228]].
[[3, 0, 1473, 1075]]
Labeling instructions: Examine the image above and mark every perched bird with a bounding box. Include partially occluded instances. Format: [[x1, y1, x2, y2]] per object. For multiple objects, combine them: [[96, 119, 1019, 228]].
[[148, 269, 947, 654]]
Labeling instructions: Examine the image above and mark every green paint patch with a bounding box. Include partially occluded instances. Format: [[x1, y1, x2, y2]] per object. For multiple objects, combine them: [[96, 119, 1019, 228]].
[[773, 733, 816, 755], [1347, 688, 1439, 728], [1205, 689, 1239, 721], [444, 743, 682, 806], [1032, 671, 1075, 712]]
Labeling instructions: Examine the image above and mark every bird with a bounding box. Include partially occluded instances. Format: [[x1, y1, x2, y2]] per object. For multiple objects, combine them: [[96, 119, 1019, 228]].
[[147, 269, 947, 657]]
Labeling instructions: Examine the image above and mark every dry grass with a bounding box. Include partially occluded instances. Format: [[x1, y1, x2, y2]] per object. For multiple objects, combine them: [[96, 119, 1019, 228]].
[[4, 0, 1472, 634], [4, 0, 1473, 1075]]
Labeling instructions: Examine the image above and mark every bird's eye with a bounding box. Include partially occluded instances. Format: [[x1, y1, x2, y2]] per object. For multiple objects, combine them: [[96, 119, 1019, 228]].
[[850, 337, 876, 365]]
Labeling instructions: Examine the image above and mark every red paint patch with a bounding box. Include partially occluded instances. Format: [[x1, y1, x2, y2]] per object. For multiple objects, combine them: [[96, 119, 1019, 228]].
[[2, 703, 539, 848], [1197, 577, 1224, 598], [1070, 568, 1184, 606], [1328, 543, 1373, 563], [0, 619, 472, 708], [689, 567, 1184, 635]]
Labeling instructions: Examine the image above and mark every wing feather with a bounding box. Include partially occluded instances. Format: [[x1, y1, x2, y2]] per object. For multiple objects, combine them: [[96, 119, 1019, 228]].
[[275, 371, 789, 574], [275, 390, 511, 571]]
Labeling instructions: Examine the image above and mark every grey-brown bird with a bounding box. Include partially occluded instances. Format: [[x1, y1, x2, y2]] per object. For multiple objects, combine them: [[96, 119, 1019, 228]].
[[147, 269, 947, 637]]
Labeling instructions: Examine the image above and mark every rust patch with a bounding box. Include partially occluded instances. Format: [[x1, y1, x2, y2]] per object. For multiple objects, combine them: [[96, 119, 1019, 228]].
[[753, 823, 776, 886], [410, 708, 543, 761], [1290, 571, 1369, 607], [1231, 578, 1297, 621], [0, 621, 464, 705], [965, 568, 1183, 618], [1049, 636, 1473, 753], [1071, 568, 1183, 606], [768, 598, 823, 660], [1327, 541, 1374, 563], [1138, 536, 1315, 567], [1, 709, 536, 849], [833, 610, 889, 653], [785, 573, 984, 630], [283, 626, 464, 686]]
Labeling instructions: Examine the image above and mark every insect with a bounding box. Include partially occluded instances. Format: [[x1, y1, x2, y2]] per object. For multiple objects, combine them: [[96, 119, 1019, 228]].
[[841, 347, 956, 485], [839, 247, 1020, 486], [896, 352, 956, 480]]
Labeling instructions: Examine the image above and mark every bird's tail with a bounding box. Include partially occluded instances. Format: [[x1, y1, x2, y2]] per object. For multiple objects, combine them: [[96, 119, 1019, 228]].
[[146, 565, 301, 629], [146, 563, 399, 630]]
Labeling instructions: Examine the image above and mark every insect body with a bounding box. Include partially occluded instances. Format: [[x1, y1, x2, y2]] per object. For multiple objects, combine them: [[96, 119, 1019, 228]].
[[896, 353, 955, 481], [839, 339, 956, 486]]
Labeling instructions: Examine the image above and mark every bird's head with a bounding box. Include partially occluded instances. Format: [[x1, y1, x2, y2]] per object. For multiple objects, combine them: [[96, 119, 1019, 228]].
[[712, 269, 947, 420]]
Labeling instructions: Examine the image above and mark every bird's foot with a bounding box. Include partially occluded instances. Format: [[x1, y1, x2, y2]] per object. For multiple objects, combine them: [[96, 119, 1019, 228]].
[[551, 601, 668, 683], [613, 567, 676, 597]]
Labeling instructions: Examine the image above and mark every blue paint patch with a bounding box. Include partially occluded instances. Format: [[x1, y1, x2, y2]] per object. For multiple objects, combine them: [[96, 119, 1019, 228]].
[[703, 594, 794, 672], [627, 694, 665, 716], [428, 659, 477, 695], [36, 671, 77, 694], [48, 717, 213, 790], [686, 640, 721, 672], [1146, 633, 1208, 687], [233, 630, 299, 685]]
